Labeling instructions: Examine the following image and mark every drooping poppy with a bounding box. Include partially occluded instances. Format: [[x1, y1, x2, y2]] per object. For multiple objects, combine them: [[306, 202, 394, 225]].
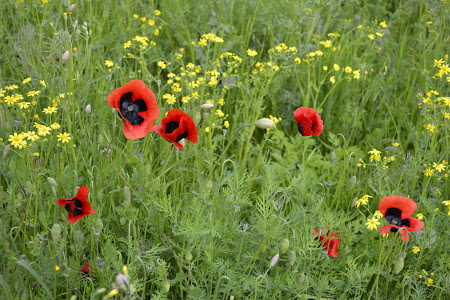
[[81, 261, 90, 276], [378, 195, 424, 242], [294, 107, 324, 136], [108, 80, 160, 139], [58, 186, 96, 224], [154, 109, 198, 149], [313, 228, 340, 257]]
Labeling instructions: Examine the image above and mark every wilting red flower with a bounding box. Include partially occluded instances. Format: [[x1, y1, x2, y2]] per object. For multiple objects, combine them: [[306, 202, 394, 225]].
[[154, 109, 198, 149], [294, 107, 324, 136], [81, 261, 90, 276], [108, 80, 160, 139], [379, 195, 424, 242], [58, 186, 96, 224], [314, 228, 340, 257]]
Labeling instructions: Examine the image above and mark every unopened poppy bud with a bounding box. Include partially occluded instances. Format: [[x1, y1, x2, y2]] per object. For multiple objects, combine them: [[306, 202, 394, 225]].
[[94, 219, 103, 231], [270, 253, 279, 267], [67, 4, 76, 12], [73, 230, 84, 246], [288, 250, 296, 266], [164, 281, 170, 292], [70, 295, 77, 300], [254, 118, 275, 130], [329, 151, 337, 165], [178, 138, 186, 148], [194, 112, 201, 126], [297, 273, 306, 285], [51, 223, 62, 241], [348, 176, 357, 191], [393, 252, 406, 274], [200, 103, 214, 109], [47, 177, 57, 187], [185, 252, 193, 262], [3, 144, 11, 158], [97, 191, 103, 202], [123, 186, 131, 202], [115, 273, 129, 291], [17, 193, 23, 206], [95, 288, 106, 294], [85, 104, 91, 115], [279, 238, 290, 254], [61, 51, 70, 64]]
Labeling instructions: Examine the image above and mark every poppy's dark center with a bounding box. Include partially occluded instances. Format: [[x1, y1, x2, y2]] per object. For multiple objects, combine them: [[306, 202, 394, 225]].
[[65, 204, 71, 212], [119, 92, 147, 125], [165, 121, 179, 134], [297, 122, 314, 135], [176, 131, 188, 142], [298, 123, 303, 135], [385, 207, 411, 232]]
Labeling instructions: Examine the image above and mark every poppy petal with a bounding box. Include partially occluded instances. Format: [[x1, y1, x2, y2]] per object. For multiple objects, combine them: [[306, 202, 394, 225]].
[[58, 198, 73, 206], [76, 186, 89, 201], [327, 239, 340, 257], [156, 109, 198, 148], [379, 224, 397, 234], [379, 195, 417, 218], [401, 216, 424, 232], [293, 107, 324, 136]]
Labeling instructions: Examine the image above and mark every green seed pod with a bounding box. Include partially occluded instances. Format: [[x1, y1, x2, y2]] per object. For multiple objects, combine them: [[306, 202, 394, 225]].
[[329, 151, 337, 166], [3, 144, 11, 158], [348, 176, 357, 191], [280, 238, 290, 254], [94, 219, 103, 231], [297, 273, 306, 286], [288, 250, 296, 266], [194, 112, 201, 126], [393, 252, 406, 274], [51, 223, 62, 242], [185, 252, 193, 262], [123, 186, 131, 202], [73, 229, 84, 247], [96, 191, 103, 202], [164, 281, 170, 293], [47, 177, 57, 187]]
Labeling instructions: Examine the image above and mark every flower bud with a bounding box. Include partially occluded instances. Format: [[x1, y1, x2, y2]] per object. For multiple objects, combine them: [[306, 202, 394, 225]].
[[393, 252, 406, 274], [47, 177, 57, 187], [115, 273, 129, 291], [178, 138, 186, 148], [85, 104, 91, 115], [279, 238, 290, 254], [73, 229, 84, 247], [194, 112, 201, 126], [288, 250, 296, 266], [200, 103, 214, 109], [254, 118, 275, 130], [297, 273, 306, 285], [185, 252, 193, 262], [51, 223, 62, 242], [348, 175, 357, 191], [3, 144, 11, 158], [164, 281, 170, 292], [123, 186, 131, 202], [95, 288, 106, 294], [103, 289, 118, 299], [61, 51, 70, 64], [329, 151, 337, 165], [206, 181, 213, 193], [270, 253, 279, 267], [94, 219, 103, 231], [70, 295, 77, 300], [67, 4, 76, 12]]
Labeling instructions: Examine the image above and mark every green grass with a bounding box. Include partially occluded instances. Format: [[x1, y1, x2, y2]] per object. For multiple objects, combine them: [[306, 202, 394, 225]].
[[0, 0, 449, 299]]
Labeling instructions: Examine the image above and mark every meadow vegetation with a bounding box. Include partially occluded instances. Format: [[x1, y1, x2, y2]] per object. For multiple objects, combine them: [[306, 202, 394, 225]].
[[0, 0, 449, 299]]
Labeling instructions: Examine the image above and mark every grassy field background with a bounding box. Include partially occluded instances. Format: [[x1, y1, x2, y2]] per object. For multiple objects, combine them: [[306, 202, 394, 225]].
[[0, 0, 449, 299]]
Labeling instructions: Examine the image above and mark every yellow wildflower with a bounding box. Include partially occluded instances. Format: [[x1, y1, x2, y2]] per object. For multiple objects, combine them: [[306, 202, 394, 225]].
[[43, 107, 58, 114], [57, 132, 71, 143], [412, 246, 420, 254], [247, 49, 258, 57], [365, 217, 380, 230]]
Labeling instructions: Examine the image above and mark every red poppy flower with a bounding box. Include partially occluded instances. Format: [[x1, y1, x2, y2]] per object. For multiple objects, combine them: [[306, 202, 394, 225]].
[[294, 107, 324, 136], [378, 195, 424, 242], [154, 109, 198, 149], [81, 262, 90, 276], [58, 186, 96, 224], [108, 80, 160, 139], [313, 228, 340, 257]]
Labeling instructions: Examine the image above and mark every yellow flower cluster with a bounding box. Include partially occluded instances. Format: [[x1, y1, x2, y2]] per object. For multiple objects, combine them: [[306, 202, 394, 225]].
[[197, 32, 224, 46], [433, 56, 449, 80], [355, 194, 372, 208]]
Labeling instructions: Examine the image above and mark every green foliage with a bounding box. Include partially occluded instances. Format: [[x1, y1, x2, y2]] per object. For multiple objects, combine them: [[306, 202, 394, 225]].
[[0, 0, 449, 299]]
